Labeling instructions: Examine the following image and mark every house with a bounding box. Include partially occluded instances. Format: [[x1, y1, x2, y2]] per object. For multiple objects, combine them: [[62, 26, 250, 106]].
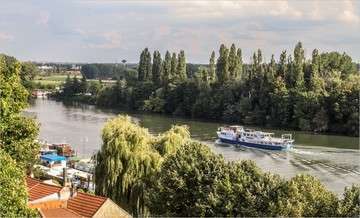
[[26, 177, 131, 218]]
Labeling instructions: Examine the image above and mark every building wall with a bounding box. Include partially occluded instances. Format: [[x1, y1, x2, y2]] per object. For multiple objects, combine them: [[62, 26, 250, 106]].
[[93, 199, 131, 218]]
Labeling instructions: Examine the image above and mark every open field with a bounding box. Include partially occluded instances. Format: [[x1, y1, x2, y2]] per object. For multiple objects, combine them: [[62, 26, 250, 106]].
[[33, 74, 83, 86]]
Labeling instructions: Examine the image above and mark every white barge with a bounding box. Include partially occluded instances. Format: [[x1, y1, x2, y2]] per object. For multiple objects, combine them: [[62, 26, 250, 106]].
[[217, 126, 294, 150]]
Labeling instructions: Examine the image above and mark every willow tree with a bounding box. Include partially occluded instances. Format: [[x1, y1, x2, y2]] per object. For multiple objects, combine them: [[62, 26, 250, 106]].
[[154, 125, 190, 156], [95, 116, 190, 216], [95, 116, 162, 216]]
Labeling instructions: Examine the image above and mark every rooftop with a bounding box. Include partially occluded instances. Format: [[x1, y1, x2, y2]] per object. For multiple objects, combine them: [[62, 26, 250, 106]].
[[26, 177, 131, 218]]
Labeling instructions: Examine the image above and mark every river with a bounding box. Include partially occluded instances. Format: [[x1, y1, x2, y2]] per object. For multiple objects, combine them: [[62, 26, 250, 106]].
[[26, 99, 359, 195]]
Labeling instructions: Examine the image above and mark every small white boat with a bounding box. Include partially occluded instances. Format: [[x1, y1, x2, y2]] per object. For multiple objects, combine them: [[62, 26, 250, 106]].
[[217, 126, 294, 150]]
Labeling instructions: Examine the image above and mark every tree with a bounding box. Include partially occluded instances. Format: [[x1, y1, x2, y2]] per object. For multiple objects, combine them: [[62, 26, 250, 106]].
[[20, 61, 39, 81], [216, 44, 229, 84], [236, 48, 243, 80], [293, 42, 305, 89], [0, 54, 39, 215], [147, 142, 227, 217], [162, 51, 172, 85], [152, 50, 162, 86], [177, 50, 187, 82], [0, 150, 36, 217], [228, 43, 238, 79], [170, 52, 177, 82], [278, 50, 287, 78], [0, 54, 28, 118], [79, 76, 88, 93], [138, 48, 152, 81], [95, 116, 162, 216], [339, 185, 360, 217], [209, 51, 216, 82]]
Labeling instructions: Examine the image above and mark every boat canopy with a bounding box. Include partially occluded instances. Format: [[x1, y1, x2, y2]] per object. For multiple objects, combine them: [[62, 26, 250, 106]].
[[40, 154, 66, 162]]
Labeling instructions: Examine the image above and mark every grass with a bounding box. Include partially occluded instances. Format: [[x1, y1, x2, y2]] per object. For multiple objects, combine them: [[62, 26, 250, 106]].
[[33, 74, 83, 86]]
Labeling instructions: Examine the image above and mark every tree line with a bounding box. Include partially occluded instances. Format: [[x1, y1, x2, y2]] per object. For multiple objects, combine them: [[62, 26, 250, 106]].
[[59, 42, 359, 136], [95, 116, 360, 217]]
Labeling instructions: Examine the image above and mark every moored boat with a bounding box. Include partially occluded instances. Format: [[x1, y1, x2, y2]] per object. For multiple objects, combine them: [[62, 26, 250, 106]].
[[216, 126, 294, 150]]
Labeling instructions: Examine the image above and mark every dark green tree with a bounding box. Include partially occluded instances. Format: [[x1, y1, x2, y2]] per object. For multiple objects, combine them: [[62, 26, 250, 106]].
[[177, 50, 187, 82], [152, 50, 162, 86], [216, 44, 229, 84], [209, 51, 216, 82], [162, 51, 172, 85]]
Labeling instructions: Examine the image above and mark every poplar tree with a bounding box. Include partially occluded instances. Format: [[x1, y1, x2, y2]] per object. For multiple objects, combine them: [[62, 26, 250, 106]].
[[216, 44, 229, 84], [144, 48, 152, 81], [278, 50, 287, 79], [170, 52, 177, 82], [228, 43, 237, 79], [307, 49, 324, 92], [177, 50, 187, 82], [209, 51, 216, 82], [236, 48, 243, 80], [162, 51, 171, 85], [138, 50, 146, 81], [152, 50, 162, 86], [293, 42, 305, 89]]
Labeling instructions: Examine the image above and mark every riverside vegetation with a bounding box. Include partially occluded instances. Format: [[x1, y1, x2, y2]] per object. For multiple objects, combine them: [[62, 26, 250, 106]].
[[0, 53, 359, 217], [58, 42, 359, 136], [95, 115, 360, 217]]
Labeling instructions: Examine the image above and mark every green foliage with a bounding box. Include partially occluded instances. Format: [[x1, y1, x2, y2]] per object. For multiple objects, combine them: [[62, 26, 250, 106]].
[[95, 116, 191, 216], [152, 50, 162, 86], [0, 54, 40, 216], [147, 141, 347, 217], [95, 116, 162, 216], [339, 185, 360, 217], [0, 54, 28, 118], [56, 43, 359, 136], [216, 44, 230, 84], [0, 150, 37, 217], [153, 125, 190, 156], [147, 142, 228, 217], [0, 116, 40, 170]]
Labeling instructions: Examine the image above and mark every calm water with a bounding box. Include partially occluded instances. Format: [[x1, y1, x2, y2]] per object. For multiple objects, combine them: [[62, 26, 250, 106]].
[[26, 99, 359, 195]]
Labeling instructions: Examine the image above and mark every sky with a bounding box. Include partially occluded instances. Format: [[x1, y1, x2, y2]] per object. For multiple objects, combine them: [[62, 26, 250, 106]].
[[0, 0, 359, 63]]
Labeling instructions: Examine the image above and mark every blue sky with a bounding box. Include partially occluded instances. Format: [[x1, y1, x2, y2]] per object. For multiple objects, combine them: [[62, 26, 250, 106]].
[[0, 0, 359, 63]]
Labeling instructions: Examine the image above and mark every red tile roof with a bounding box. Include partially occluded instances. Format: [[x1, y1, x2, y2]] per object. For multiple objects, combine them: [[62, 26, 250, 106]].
[[25, 177, 115, 217], [67, 192, 107, 217], [39, 208, 81, 218], [26, 177, 62, 201]]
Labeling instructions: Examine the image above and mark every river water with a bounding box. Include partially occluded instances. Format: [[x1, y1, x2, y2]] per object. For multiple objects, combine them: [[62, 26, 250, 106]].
[[26, 99, 359, 195]]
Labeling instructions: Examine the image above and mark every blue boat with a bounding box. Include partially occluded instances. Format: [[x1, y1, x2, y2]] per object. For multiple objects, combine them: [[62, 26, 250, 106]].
[[216, 126, 294, 150]]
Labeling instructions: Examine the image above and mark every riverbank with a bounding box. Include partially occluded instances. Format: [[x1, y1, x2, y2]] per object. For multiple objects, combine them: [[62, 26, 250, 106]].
[[51, 93, 360, 139]]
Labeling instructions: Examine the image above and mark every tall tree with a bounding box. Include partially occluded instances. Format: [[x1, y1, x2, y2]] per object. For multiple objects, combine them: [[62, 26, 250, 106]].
[[138, 49, 146, 81], [293, 42, 305, 89], [170, 52, 177, 82], [307, 49, 324, 92], [177, 50, 187, 82], [152, 50, 162, 86], [144, 48, 152, 81], [162, 51, 172, 85], [236, 48, 243, 80], [216, 44, 229, 84], [95, 116, 161, 216], [209, 51, 216, 82], [278, 50, 287, 78], [228, 43, 238, 79]]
